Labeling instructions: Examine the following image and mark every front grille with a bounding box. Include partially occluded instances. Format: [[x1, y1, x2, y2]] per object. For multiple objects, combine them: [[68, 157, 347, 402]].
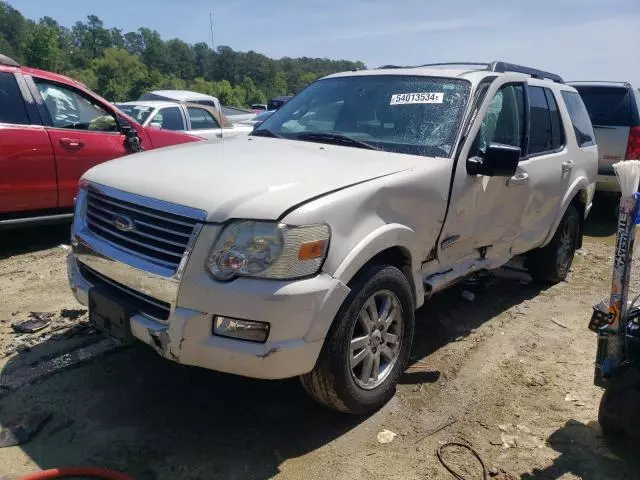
[[80, 263, 171, 321], [85, 188, 199, 271]]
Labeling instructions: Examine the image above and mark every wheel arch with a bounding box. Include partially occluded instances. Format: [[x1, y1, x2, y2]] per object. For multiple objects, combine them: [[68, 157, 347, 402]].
[[541, 178, 591, 249], [329, 223, 425, 310]]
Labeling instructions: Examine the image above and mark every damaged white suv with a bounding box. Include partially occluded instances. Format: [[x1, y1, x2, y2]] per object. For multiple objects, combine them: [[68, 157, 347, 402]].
[[68, 62, 597, 414]]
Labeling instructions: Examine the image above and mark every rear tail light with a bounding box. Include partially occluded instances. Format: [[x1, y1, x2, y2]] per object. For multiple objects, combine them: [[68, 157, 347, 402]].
[[625, 126, 640, 160]]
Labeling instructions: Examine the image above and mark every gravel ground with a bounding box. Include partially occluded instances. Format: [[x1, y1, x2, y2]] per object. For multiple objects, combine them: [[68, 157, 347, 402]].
[[1, 201, 639, 480]]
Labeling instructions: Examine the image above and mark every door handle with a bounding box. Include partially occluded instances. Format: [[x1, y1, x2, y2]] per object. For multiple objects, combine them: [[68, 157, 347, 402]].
[[508, 172, 529, 186], [562, 160, 575, 173], [60, 138, 85, 148]]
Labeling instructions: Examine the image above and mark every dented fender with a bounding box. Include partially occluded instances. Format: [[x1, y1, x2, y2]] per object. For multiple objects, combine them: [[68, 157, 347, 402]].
[[329, 223, 427, 308]]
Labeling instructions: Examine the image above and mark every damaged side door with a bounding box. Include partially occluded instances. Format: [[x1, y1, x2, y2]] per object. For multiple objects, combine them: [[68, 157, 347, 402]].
[[436, 78, 530, 271]]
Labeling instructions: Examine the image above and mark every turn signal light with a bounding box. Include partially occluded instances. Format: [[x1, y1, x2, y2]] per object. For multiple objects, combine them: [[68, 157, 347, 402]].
[[298, 239, 327, 260]]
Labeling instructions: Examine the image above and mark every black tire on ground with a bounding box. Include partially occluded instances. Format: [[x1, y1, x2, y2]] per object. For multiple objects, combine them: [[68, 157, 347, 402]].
[[300, 264, 415, 414], [598, 367, 640, 439], [526, 204, 581, 284]]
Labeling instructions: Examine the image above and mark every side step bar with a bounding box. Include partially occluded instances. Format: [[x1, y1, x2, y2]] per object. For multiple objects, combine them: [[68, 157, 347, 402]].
[[0, 213, 73, 230]]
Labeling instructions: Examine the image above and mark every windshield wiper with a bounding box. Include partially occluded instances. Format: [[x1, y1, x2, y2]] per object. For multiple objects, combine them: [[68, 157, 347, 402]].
[[296, 132, 380, 151], [251, 128, 283, 139]]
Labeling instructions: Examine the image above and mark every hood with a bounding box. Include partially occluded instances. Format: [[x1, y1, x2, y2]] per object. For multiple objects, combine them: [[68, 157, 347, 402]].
[[83, 136, 425, 222]]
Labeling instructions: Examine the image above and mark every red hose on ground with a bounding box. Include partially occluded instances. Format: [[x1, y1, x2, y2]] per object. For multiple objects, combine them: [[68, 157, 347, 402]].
[[18, 467, 133, 480]]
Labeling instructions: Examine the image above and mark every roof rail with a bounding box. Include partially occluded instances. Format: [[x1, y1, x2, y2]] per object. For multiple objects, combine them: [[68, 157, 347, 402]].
[[567, 80, 631, 86], [0, 54, 19, 67], [376, 61, 564, 83]]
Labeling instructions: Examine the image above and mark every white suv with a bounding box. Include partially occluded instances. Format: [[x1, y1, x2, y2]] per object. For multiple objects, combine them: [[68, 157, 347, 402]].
[[68, 62, 597, 414]]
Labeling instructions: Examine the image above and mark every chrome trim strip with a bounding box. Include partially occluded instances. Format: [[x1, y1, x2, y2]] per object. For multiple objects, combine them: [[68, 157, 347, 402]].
[[88, 182, 207, 222]]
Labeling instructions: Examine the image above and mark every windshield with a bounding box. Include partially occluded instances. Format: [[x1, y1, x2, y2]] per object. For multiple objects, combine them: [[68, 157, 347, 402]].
[[116, 104, 155, 124], [255, 75, 470, 157]]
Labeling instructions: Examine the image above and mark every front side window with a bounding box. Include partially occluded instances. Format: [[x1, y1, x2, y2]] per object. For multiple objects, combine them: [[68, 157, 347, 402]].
[[187, 107, 220, 130], [0, 72, 29, 125], [35, 79, 117, 132], [472, 84, 525, 157], [150, 107, 185, 131], [255, 75, 471, 158], [561, 91, 596, 147]]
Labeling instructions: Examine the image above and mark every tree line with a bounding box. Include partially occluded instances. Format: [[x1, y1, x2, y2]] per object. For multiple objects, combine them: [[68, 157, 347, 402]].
[[0, 2, 366, 107]]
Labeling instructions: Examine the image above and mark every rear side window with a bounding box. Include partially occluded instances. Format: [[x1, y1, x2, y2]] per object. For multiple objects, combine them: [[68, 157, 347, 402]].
[[561, 91, 596, 147], [0, 72, 29, 125], [544, 89, 564, 150], [574, 86, 633, 127], [528, 86, 554, 155]]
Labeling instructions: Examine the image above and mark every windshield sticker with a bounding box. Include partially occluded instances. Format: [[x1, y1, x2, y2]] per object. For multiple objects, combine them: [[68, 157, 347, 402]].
[[390, 92, 444, 105]]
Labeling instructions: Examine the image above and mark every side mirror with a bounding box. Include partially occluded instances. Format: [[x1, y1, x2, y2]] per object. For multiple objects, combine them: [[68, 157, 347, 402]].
[[150, 122, 162, 129], [467, 143, 520, 177]]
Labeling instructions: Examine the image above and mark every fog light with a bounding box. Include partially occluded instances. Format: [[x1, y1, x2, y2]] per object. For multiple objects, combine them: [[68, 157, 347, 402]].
[[213, 316, 270, 343]]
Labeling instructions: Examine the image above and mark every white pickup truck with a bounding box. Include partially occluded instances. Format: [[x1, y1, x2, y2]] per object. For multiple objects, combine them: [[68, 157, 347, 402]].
[[68, 62, 597, 414], [115, 101, 253, 141]]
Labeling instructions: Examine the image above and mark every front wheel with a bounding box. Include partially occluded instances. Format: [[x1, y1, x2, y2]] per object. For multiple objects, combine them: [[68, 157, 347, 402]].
[[526, 204, 581, 284], [300, 265, 415, 414]]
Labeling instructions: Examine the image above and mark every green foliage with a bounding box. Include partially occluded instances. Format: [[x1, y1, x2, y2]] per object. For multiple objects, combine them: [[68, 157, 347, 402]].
[[0, 2, 365, 107], [23, 23, 62, 71]]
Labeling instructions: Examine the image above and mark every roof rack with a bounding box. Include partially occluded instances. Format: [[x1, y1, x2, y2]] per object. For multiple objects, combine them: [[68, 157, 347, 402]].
[[0, 54, 19, 67], [567, 80, 631, 86], [376, 61, 564, 83]]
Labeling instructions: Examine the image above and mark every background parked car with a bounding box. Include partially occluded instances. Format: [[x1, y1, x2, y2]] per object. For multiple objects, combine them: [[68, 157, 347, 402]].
[[0, 54, 200, 229], [237, 109, 275, 128], [140, 89, 221, 110], [250, 103, 268, 113], [267, 95, 292, 110], [115, 101, 253, 140], [221, 105, 257, 124], [569, 81, 640, 193]]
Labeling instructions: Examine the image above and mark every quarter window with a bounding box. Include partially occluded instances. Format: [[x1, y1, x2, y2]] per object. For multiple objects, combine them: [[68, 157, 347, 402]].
[[561, 91, 596, 147], [0, 72, 29, 125], [187, 107, 220, 130], [35, 79, 117, 132], [473, 84, 525, 156]]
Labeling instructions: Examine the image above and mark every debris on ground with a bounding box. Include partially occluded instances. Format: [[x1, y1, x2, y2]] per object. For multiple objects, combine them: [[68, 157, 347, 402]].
[[461, 290, 475, 302], [0, 412, 52, 447], [58, 244, 71, 251], [500, 433, 518, 448], [60, 308, 87, 320], [377, 429, 397, 444], [11, 312, 54, 333]]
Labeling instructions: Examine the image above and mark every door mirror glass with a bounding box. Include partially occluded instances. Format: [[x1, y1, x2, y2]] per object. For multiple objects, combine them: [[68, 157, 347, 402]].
[[150, 121, 162, 129], [468, 142, 521, 176]]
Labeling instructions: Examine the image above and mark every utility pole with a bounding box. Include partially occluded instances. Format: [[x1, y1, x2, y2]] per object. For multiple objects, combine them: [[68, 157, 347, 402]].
[[209, 13, 215, 80]]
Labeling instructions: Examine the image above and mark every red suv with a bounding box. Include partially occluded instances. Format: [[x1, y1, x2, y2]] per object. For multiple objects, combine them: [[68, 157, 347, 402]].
[[0, 54, 201, 229]]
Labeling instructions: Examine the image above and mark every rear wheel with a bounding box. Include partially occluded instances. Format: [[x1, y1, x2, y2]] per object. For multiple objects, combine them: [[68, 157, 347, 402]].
[[300, 265, 414, 414], [527, 204, 580, 284]]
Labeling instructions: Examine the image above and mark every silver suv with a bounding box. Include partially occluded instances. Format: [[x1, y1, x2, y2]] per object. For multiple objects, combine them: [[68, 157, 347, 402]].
[[68, 62, 597, 414], [569, 81, 640, 192]]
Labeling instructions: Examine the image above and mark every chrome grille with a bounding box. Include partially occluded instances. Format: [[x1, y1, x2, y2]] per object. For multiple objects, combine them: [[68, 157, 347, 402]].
[[85, 188, 200, 271]]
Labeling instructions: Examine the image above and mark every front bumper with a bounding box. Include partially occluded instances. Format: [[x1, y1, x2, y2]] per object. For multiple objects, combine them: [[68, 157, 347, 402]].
[[68, 241, 350, 380]]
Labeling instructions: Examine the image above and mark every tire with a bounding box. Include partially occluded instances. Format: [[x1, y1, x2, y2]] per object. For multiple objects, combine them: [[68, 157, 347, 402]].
[[300, 264, 415, 414], [526, 204, 581, 284], [598, 368, 640, 439]]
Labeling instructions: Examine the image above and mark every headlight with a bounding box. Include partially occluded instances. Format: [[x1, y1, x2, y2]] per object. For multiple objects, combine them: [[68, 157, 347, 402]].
[[206, 221, 330, 281]]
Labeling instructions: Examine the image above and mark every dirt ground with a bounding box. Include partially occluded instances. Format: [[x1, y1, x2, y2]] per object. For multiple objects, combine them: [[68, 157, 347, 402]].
[[1, 199, 639, 480]]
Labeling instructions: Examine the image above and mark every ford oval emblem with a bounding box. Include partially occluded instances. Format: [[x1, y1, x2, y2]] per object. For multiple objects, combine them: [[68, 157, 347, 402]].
[[113, 214, 135, 233]]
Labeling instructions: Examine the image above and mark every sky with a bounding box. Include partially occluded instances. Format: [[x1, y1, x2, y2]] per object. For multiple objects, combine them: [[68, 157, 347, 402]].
[[12, 0, 640, 86]]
